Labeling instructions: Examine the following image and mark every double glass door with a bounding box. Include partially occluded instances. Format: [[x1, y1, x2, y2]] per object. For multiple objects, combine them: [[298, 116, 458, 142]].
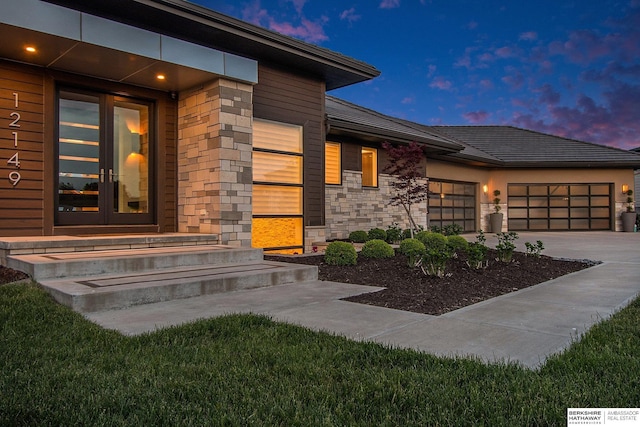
[[56, 89, 153, 225]]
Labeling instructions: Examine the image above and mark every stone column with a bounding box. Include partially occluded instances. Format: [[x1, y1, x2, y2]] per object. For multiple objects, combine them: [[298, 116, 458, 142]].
[[177, 78, 253, 247]]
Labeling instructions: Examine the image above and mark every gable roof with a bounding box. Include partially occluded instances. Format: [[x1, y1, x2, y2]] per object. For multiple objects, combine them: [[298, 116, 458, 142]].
[[42, 0, 380, 90], [325, 96, 463, 154], [433, 126, 640, 168]]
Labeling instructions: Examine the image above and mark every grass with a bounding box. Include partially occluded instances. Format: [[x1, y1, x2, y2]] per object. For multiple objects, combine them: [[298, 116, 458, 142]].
[[1, 283, 639, 426]]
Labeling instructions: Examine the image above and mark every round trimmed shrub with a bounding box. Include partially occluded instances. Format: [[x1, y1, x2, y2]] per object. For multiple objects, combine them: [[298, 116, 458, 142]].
[[368, 228, 387, 241], [324, 241, 357, 266], [415, 231, 447, 251], [447, 235, 469, 253], [361, 239, 394, 259], [385, 225, 403, 244], [399, 238, 426, 257], [348, 230, 369, 243]]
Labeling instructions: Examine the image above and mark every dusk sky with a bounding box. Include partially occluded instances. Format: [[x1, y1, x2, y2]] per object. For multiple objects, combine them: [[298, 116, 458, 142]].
[[191, 0, 640, 150]]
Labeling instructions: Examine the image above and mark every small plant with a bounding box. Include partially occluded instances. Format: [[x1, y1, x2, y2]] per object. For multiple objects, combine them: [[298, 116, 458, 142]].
[[399, 238, 426, 267], [429, 225, 443, 234], [466, 230, 489, 269], [348, 230, 369, 243], [496, 231, 519, 262], [385, 223, 403, 244], [368, 228, 387, 241], [417, 245, 454, 278], [443, 224, 463, 236], [446, 235, 469, 254], [324, 241, 357, 266], [415, 231, 448, 252], [493, 189, 502, 213], [525, 240, 545, 258], [361, 239, 395, 259], [625, 189, 634, 212]]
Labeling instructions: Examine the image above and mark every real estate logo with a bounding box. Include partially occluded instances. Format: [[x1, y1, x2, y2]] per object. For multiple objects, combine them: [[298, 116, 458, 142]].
[[567, 408, 639, 426]]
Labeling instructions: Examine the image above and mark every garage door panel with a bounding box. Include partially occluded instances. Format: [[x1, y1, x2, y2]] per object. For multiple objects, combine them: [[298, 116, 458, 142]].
[[507, 183, 611, 231]]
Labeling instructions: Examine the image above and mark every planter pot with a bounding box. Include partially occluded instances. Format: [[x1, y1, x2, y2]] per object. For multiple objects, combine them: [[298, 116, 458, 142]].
[[489, 213, 504, 233], [621, 211, 636, 232]]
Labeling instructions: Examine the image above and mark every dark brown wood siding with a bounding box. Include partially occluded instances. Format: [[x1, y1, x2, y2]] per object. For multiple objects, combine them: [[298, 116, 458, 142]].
[[253, 64, 326, 226], [0, 61, 45, 236], [160, 98, 178, 232]]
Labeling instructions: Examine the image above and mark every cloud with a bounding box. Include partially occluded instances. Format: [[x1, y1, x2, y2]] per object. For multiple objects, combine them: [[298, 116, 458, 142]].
[[339, 7, 361, 23], [463, 111, 490, 123], [466, 21, 478, 30], [535, 83, 561, 105], [494, 46, 516, 58], [519, 31, 538, 41], [380, 0, 400, 9], [269, 17, 329, 42], [429, 76, 453, 91], [241, 0, 328, 43], [401, 96, 415, 104], [427, 64, 437, 78], [479, 79, 494, 90], [501, 71, 525, 90]]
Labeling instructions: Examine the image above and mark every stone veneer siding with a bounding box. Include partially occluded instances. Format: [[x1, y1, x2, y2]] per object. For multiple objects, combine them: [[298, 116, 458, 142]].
[[325, 170, 428, 239], [177, 79, 253, 247]]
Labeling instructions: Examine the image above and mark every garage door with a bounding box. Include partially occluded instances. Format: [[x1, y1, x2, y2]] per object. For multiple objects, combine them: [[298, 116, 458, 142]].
[[507, 184, 611, 231], [428, 180, 476, 232]]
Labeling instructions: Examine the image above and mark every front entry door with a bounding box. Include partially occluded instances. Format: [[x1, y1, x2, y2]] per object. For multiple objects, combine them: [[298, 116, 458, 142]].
[[56, 89, 154, 225]]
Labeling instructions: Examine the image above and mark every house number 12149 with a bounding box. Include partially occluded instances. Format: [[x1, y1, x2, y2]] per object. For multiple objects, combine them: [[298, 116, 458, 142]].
[[7, 92, 21, 186]]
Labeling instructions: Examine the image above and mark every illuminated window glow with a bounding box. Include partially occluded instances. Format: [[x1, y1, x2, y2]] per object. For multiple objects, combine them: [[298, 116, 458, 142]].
[[325, 142, 341, 184]]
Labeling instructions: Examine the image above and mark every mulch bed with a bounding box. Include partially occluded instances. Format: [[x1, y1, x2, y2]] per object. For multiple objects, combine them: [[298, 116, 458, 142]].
[[0, 266, 29, 285], [265, 250, 597, 315]]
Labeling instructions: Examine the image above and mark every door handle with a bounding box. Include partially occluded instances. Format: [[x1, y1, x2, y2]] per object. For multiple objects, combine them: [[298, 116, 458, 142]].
[[109, 169, 115, 183], [100, 169, 105, 183]]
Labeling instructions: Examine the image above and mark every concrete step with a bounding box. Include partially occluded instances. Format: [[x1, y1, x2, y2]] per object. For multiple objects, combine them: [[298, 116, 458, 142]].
[[40, 260, 318, 313], [7, 245, 262, 280], [0, 233, 219, 265]]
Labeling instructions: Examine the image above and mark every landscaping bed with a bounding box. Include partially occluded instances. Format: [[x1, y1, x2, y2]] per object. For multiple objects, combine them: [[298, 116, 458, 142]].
[[265, 250, 596, 315], [0, 266, 28, 285]]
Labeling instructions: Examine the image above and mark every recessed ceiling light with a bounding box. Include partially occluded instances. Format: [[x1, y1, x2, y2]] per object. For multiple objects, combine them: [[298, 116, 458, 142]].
[[156, 74, 166, 80], [25, 46, 36, 53]]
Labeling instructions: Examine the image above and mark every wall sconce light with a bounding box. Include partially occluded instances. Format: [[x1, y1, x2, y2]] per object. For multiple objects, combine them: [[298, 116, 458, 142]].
[[622, 184, 629, 194], [440, 193, 445, 199], [482, 184, 488, 194]]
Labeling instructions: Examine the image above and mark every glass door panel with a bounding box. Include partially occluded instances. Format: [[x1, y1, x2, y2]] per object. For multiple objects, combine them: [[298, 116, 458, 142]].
[[113, 101, 149, 215], [58, 93, 101, 215]]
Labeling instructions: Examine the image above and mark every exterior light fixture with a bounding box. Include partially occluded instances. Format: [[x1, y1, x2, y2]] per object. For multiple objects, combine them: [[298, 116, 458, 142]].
[[25, 46, 36, 53], [622, 184, 629, 194], [156, 74, 166, 80], [482, 184, 488, 194]]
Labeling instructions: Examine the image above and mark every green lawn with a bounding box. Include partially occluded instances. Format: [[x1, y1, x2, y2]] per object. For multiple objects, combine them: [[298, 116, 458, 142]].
[[1, 283, 639, 426]]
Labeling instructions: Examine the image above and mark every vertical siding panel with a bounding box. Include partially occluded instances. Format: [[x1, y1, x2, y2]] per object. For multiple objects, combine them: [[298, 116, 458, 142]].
[[0, 62, 44, 236]]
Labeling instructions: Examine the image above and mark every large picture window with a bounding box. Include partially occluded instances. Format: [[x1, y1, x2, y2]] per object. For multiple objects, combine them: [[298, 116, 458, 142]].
[[428, 180, 476, 232], [252, 119, 304, 254]]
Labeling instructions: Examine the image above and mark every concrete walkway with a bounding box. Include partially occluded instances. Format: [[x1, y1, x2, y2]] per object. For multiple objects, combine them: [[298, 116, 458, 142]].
[[86, 232, 640, 369]]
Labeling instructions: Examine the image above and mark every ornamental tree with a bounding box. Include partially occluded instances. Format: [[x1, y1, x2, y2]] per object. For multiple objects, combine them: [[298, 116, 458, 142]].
[[381, 141, 430, 237]]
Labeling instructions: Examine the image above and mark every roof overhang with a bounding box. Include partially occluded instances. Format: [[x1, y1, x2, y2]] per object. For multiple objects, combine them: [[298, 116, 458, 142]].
[[327, 118, 462, 155], [0, 0, 259, 92], [41, 0, 380, 90]]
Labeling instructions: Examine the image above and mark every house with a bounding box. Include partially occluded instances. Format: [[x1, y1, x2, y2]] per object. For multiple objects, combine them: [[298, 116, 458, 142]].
[[324, 96, 640, 241], [2, 0, 639, 259]]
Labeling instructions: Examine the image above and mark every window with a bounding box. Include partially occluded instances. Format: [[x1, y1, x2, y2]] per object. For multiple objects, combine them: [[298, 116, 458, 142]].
[[362, 147, 377, 187], [325, 142, 341, 184], [252, 119, 304, 254]]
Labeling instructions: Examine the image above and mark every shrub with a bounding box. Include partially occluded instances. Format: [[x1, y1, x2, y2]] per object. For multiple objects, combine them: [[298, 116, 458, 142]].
[[415, 231, 447, 252], [466, 231, 489, 269], [496, 231, 519, 262], [525, 240, 545, 258], [324, 241, 357, 266], [361, 239, 395, 259], [447, 235, 469, 253], [385, 223, 403, 244], [399, 238, 426, 267], [368, 228, 387, 242], [443, 224, 463, 236], [418, 245, 454, 278], [348, 230, 369, 243], [401, 225, 424, 240]]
